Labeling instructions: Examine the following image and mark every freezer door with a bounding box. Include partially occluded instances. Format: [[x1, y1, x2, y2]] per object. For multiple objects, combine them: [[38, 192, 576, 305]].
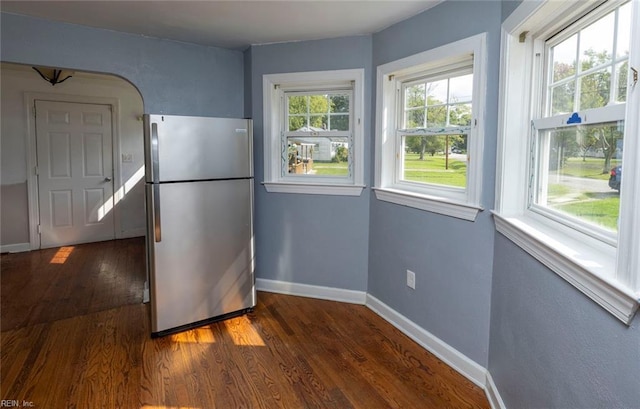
[[146, 179, 256, 334], [144, 114, 252, 183]]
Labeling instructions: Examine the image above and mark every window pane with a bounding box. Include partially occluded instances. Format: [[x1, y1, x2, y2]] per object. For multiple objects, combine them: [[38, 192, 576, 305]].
[[449, 74, 473, 103], [616, 2, 631, 59], [426, 106, 447, 127], [550, 82, 575, 115], [330, 94, 350, 113], [309, 115, 328, 130], [405, 109, 425, 129], [287, 139, 316, 175], [579, 11, 614, 70], [579, 68, 611, 110], [616, 61, 628, 102], [329, 114, 349, 131], [309, 95, 329, 114], [449, 103, 472, 126], [405, 84, 426, 109], [426, 79, 448, 105], [551, 34, 577, 83], [288, 116, 306, 131], [534, 122, 623, 233], [402, 135, 467, 188], [286, 137, 349, 177], [288, 95, 308, 114]]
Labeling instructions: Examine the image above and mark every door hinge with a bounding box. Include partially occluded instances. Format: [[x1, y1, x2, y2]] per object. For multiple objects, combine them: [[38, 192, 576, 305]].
[[34, 166, 39, 176], [37, 225, 42, 234]]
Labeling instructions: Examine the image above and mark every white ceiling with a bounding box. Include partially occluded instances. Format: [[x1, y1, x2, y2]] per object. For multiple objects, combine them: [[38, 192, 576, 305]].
[[1, 1, 440, 51]]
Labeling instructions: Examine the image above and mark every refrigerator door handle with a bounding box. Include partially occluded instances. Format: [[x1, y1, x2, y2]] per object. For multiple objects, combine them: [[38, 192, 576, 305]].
[[151, 122, 160, 184], [153, 184, 162, 242]]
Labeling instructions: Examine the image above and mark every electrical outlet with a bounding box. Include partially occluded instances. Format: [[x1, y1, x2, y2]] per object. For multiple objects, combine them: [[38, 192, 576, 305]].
[[406, 270, 416, 289], [122, 153, 133, 163]]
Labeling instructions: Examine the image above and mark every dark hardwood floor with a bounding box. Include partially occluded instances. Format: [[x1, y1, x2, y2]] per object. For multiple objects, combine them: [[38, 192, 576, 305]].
[[1, 238, 489, 408]]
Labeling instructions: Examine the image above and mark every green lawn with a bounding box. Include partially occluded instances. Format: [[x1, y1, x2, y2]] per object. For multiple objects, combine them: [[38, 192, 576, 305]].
[[560, 157, 621, 180], [315, 154, 619, 231], [552, 193, 619, 231], [313, 162, 348, 176], [402, 153, 467, 187], [314, 153, 467, 186], [547, 157, 620, 231]]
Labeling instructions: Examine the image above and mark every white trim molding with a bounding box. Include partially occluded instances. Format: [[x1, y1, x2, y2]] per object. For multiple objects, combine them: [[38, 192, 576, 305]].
[[0, 243, 31, 253], [365, 293, 487, 388], [262, 182, 365, 196], [494, 213, 640, 324], [373, 187, 482, 221], [485, 371, 507, 409], [256, 278, 367, 305], [374, 33, 487, 220], [262, 69, 365, 195], [25, 92, 122, 250], [495, 0, 640, 324]]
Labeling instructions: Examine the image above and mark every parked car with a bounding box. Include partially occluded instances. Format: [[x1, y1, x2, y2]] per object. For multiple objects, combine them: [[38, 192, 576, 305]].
[[609, 165, 622, 191]]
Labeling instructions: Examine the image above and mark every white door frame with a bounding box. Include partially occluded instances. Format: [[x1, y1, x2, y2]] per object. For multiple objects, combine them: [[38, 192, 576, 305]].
[[25, 92, 123, 250]]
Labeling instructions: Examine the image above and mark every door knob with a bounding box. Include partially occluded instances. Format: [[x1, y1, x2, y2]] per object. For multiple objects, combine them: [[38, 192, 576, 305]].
[[104, 177, 112, 182]]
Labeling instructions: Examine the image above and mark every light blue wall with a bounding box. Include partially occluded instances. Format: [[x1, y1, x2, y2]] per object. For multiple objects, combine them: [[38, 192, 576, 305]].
[[248, 36, 372, 291], [368, 0, 502, 367], [490, 235, 640, 408], [0, 12, 244, 117], [486, 3, 640, 408]]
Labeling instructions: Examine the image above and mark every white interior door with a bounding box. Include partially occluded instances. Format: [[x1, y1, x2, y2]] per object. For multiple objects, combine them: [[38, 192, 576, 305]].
[[35, 100, 115, 248]]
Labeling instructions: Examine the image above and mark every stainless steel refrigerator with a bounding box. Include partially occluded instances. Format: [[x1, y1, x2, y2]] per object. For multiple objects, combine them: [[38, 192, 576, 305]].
[[143, 114, 256, 337]]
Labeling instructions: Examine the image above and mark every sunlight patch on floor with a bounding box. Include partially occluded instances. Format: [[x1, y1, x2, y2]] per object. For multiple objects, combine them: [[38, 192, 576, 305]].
[[223, 316, 265, 346], [50, 246, 74, 264], [170, 327, 216, 344]]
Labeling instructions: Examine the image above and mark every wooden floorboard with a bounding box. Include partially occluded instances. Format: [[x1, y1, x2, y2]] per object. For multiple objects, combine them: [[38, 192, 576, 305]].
[[1, 238, 489, 408]]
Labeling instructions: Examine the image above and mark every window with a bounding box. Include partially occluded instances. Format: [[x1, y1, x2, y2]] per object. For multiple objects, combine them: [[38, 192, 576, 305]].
[[496, 0, 640, 323], [263, 69, 365, 196], [375, 34, 487, 221]]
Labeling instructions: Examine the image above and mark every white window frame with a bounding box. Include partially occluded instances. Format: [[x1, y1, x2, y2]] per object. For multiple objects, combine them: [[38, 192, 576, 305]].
[[262, 69, 365, 196], [374, 33, 487, 221], [495, 0, 640, 324]]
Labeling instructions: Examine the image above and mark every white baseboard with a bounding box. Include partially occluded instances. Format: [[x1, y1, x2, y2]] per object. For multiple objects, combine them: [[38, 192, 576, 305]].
[[0, 242, 31, 253], [256, 279, 506, 407], [365, 293, 488, 389], [485, 371, 507, 409], [256, 278, 367, 305]]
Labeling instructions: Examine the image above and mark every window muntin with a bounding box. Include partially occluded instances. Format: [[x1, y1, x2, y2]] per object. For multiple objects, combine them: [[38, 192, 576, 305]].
[[531, 1, 631, 244], [374, 34, 485, 220], [286, 92, 351, 132], [496, 0, 640, 323], [263, 69, 364, 195], [283, 89, 353, 178], [396, 67, 473, 191], [546, 2, 631, 114]]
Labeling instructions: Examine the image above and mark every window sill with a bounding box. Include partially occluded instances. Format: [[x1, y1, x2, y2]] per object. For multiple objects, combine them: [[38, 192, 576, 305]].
[[373, 187, 482, 221], [262, 182, 365, 196], [492, 212, 639, 325]]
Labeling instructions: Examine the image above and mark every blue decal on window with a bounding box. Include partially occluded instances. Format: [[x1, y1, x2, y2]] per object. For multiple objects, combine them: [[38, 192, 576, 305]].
[[567, 112, 582, 124]]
